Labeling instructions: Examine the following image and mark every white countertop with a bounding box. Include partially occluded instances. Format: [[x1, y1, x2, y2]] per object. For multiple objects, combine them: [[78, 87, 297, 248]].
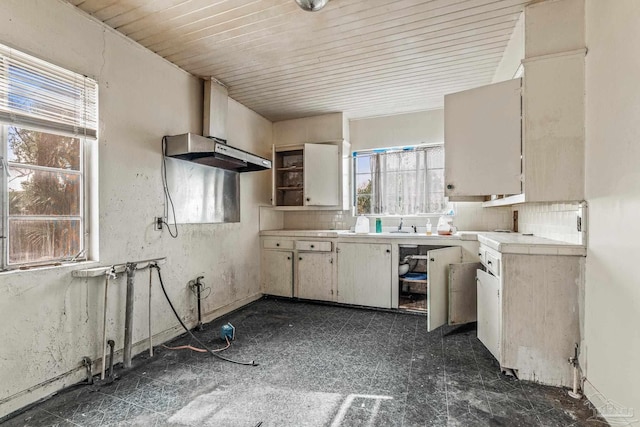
[[260, 229, 586, 256], [478, 232, 586, 256]]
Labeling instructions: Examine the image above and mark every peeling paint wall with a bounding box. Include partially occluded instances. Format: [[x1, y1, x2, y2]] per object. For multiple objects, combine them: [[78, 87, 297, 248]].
[[0, 0, 272, 418]]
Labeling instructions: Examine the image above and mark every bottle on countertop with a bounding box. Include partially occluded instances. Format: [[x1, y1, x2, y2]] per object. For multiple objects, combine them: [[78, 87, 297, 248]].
[[354, 215, 370, 234], [375, 218, 382, 233], [426, 219, 432, 235]]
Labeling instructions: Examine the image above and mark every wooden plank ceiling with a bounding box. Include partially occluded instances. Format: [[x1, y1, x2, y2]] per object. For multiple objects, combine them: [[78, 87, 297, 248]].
[[69, 0, 528, 121]]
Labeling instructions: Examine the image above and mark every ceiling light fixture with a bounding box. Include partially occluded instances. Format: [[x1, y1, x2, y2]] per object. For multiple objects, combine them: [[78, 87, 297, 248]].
[[295, 0, 329, 12]]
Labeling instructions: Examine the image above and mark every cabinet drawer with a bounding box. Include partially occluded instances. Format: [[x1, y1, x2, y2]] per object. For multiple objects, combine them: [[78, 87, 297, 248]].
[[478, 246, 487, 264], [485, 252, 500, 277], [263, 239, 294, 250], [296, 241, 332, 252]]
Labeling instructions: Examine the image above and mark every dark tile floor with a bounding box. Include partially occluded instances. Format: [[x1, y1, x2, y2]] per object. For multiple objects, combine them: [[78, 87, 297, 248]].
[[3, 298, 606, 426]]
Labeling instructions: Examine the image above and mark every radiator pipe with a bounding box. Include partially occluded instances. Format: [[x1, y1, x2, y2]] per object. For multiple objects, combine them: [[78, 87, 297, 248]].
[[568, 343, 582, 399], [81, 356, 93, 385], [123, 262, 137, 369], [195, 276, 204, 331], [107, 339, 115, 381], [101, 267, 116, 380], [148, 267, 154, 357]]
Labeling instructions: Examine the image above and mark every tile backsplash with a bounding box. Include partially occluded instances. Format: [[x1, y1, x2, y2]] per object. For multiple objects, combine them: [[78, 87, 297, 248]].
[[277, 202, 513, 232], [514, 202, 584, 244]]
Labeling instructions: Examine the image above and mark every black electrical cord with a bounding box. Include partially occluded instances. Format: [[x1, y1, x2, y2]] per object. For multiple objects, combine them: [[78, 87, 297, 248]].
[[151, 263, 258, 366], [161, 136, 179, 238]]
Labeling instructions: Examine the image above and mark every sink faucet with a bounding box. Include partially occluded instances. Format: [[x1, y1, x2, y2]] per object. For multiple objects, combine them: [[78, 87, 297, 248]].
[[398, 217, 403, 232]]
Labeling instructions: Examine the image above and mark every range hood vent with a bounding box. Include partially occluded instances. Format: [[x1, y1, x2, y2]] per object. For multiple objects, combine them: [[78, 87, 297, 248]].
[[164, 79, 271, 172], [164, 133, 271, 172]]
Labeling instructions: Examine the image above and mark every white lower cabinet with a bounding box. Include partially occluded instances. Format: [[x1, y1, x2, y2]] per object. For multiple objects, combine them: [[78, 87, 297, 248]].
[[261, 237, 335, 302], [297, 252, 334, 301], [425, 247, 480, 332], [336, 242, 392, 308], [476, 244, 583, 387], [476, 269, 501, 361], [261, 250, 294, 297]]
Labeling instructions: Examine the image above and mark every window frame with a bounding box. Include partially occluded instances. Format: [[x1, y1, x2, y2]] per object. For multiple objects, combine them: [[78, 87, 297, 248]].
[[353, 143, 446, 217], [0, 43, 96, 271], [1, 126, 89, 269]]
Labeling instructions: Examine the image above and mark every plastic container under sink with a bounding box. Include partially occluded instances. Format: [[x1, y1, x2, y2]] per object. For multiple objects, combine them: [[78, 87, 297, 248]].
[[401, 272, 428, 281]]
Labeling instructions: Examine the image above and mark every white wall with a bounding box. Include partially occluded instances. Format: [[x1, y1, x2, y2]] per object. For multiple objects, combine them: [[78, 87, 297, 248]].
[[492, 12, 525, 83], [0, 0, 272, 418], [583, 0, 640, 421], [349, 110, 444, 151]]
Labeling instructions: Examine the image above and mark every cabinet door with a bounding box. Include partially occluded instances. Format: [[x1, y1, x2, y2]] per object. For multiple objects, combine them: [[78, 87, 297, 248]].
[[261, 250, 293, 297], [448, 262, 481, 325], [337, 242, 392, 308], [477, 269, 501, 361], [304, 143, 339, 206], [444, 78, 522, 197], [427, 247, 462, 332], [297, 252, 334, 301], [523, 54, 585, 202]]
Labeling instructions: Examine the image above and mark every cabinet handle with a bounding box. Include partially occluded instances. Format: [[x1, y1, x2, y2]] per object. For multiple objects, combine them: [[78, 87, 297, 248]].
[[386, 249, 390, 253], [276, 243, 280, 247], [430, 258, 435, 262], [287, 256, 291, 260], [299, 257, 302, 261], [306, 197, 310, 202], [488, 260, 493, 265], [478, 253, 481, 256], [310, 244, 314, 248], [446, 184, 454, 190]]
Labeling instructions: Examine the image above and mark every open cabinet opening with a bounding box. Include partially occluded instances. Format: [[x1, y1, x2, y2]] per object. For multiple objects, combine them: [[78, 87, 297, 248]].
[[398, 245, 445, 314]]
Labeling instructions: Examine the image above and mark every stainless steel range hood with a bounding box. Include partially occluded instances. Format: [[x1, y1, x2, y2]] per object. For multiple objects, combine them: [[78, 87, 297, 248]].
[[164, 133, 271, 172], [164, 80, 271, 172]]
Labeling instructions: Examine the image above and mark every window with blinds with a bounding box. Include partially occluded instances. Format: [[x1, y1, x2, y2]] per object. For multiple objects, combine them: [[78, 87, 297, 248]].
[[0, 43, 97, 269], [354, 145, 445, 215]]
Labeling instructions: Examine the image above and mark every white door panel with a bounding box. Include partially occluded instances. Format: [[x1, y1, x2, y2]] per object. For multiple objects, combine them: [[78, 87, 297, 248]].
[[427, 246, 462, 332]]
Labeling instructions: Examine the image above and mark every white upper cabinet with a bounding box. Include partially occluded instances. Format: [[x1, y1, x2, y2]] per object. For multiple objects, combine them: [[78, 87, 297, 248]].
[[271, 113, 351, 210], [444, 0, 586, 206], [273, 113, 347, 145], [272, 141, 350, 209], [304, 143, 339, 206], [444, 78, 522, 198]]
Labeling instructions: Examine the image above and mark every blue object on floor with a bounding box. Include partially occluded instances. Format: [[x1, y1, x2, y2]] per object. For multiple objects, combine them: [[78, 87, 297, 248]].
[[220, 323, 235, 341], [401, 272, 427, 281]]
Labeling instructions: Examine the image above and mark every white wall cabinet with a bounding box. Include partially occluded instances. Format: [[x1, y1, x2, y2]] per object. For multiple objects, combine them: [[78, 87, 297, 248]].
[[444, 1, 586, 205], [272, 141, 350, 209], [477, 244, 583, 386], [444, 78, 522, 198], [273, 113, 348, 146], [337, 242, 392, 308]]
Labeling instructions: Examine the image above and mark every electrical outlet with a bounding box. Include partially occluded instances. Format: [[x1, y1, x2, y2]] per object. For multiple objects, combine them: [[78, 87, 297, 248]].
[[154, 217, 163, 230]]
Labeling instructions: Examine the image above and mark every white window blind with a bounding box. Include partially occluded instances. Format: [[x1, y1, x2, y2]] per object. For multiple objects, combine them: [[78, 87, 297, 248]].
[[0, 43, 98, 139], [354, 145, 445, 215]]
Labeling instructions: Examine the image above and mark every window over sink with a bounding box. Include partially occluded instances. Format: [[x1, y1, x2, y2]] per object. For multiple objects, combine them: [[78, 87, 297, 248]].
[[353, 144, 445, 216]]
